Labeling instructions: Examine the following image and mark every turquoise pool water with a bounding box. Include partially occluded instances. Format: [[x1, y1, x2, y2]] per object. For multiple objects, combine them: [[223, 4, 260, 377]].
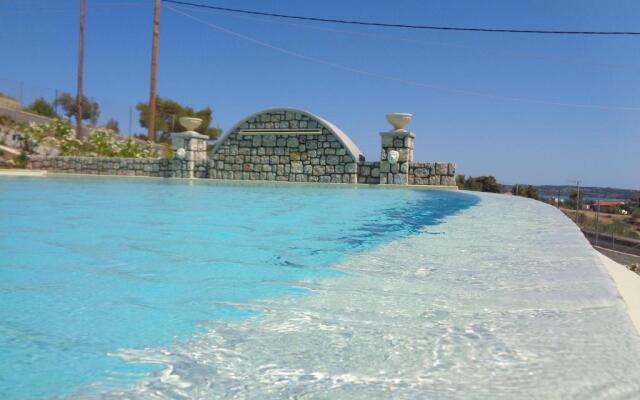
[[98, 190, 640, 400], [0, 176, 478, 399]]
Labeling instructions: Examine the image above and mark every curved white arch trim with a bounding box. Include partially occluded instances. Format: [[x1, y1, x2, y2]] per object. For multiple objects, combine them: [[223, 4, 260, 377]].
[[213, 107, 364, 162]]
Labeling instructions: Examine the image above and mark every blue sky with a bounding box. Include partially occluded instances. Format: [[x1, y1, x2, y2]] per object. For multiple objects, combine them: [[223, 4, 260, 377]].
[[1, 0, 638, 189]]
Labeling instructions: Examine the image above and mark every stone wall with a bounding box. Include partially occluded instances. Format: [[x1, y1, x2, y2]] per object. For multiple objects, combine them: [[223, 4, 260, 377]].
[[0, 106, 51, 125], [357, 161, 381, 184], [355, 160, 455, 186], [22, 108, 459, 187], [0, 96, 21, 110], [0, 125, 23, 148], [28, 155, 184, 178], [210, 110, 360, 184], [26, 157, 457, 186], [408, 162, 456, 186]]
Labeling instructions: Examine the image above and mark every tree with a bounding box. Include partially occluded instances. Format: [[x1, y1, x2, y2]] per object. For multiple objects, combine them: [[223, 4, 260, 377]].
[[455, 174, 466, 189], [54, 92, 100, 125], [513, 184, 540, 200], [25, 97, 57, 118], [564, 190, 581, 210], [456, 175, 502, 193], [524, 186, 540, 199], [137, 97, 220, 142], [105, 118, 120, 133]]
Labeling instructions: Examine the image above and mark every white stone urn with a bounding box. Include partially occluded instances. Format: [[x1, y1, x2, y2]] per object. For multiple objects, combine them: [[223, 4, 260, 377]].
[[385, 113, 413, 131], [179, 117, 202, 132]]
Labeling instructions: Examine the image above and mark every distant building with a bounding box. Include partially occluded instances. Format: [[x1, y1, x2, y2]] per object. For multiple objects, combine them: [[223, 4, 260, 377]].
[[593, 200, 626, 207], [593, 200, 626, 213], [0, 95, 20, 110], [0, 95, 51, 125]]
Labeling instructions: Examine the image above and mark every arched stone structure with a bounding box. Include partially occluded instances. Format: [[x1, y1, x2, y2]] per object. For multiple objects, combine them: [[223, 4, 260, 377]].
[[26, 107, 457, 186], [210, 108, 364, 183]]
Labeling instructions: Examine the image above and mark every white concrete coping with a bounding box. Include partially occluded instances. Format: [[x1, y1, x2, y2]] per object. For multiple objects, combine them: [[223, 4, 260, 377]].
[[0, 169, 47, 176], [214, 107, 365, 162], [598, 250, 640, 335], [238, 129, 323, 136]]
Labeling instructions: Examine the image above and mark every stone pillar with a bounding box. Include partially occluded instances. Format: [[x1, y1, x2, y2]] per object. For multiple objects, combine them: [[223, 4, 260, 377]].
[[379, 130, 415, 184], [171, 131, 209, 178]]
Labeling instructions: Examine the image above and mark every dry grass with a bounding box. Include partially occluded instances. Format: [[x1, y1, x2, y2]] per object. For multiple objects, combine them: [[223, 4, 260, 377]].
[[560, 207, 640, 238]]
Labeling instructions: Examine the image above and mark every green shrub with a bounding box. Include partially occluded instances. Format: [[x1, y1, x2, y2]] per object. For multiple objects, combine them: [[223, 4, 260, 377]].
[[162, 143, 173, 160], [456, 175, 502, 193], [16, 151, 29, 168], [25, 98, 57, 118], [20, 119, 159, 159]]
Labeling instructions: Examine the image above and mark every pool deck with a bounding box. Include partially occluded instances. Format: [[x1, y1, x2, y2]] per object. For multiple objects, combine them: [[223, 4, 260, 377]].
[[599, 251, 640, 334], [0, 168, 47, 176]]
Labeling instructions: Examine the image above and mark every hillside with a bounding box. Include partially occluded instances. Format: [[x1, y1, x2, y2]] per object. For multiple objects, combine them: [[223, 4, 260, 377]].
[[535, 185, 638, 200]]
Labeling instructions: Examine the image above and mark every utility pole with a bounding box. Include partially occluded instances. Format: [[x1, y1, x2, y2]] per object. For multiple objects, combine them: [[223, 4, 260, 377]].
[[595, 201, 600, 246], [148, 0, 161, 142], [575, 180, 581, 224], [76, 0, 86, 139]]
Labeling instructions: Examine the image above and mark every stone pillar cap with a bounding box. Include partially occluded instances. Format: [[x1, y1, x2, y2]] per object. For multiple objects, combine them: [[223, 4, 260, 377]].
[[380, 130, 415, 138], [171, 131, 209, 140]]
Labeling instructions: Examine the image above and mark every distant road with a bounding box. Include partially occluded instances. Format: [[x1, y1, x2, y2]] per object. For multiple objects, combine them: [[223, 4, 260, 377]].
[[594, 246, 640, 267], [582, 229, 640, 266], [582, 229, 640, 255]]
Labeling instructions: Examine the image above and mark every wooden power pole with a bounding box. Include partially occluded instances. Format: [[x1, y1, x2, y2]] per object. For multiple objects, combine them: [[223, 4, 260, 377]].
[[76, 0, 86, 139], [148, 0, 161, 142], [575, 180, 581, 223]]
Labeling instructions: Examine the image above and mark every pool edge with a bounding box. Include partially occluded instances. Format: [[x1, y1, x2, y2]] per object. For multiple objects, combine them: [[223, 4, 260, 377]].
[[0, 168, 47, 176], [598, 250, 640, 335], [0, 169, 459, 190]]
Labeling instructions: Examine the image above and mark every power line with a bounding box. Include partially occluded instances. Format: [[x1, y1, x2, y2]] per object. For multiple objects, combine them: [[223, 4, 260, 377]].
[[165, 5, 640, 112], [164, 0, 640, 36], [179, 4, 640, 71]]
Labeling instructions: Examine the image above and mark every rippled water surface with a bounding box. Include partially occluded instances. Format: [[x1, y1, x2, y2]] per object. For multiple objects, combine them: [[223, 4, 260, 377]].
[[1, 176, 639, 399], [0, 176, 477, 399]]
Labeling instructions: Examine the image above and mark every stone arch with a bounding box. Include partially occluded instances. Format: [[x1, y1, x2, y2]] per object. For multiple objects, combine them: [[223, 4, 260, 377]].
[[209, 108, 363, 183]]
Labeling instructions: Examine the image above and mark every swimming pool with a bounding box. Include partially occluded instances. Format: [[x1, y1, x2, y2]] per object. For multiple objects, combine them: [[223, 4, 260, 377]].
[[1, 176, 639, 399]]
